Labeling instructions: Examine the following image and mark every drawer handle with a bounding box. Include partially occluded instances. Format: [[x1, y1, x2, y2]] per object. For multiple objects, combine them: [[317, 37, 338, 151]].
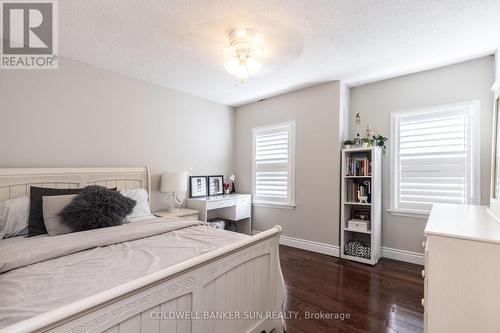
[[421, 298, 425, 307], [422, 240, 426, 249], [421, 269, 425, 278]]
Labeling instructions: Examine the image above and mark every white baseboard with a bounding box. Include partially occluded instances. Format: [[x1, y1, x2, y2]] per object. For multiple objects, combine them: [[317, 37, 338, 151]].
[[382, 247, 424, 265], [252, 230, 424, 265], [252, 230, 340, 257]]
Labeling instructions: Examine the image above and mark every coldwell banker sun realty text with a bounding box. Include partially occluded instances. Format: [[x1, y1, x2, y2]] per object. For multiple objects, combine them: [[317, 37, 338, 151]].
[[1, 0, 58, 69]]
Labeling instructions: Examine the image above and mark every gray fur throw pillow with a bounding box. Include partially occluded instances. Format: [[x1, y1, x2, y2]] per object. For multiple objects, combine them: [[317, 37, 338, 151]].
[[59, 185, 136, 231]]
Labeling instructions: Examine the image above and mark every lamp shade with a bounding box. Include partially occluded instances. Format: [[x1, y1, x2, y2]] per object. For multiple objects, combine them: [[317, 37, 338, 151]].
[[160, 172, 187, 193]]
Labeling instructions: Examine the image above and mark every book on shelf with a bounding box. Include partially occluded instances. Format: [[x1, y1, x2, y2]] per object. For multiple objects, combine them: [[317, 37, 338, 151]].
[[346, 153, 371, 176], [346, 179, 371, 203]]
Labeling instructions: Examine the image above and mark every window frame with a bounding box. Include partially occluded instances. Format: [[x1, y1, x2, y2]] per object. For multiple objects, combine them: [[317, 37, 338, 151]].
[[389, 101, 481, 218], [251, 120, 296, 209]]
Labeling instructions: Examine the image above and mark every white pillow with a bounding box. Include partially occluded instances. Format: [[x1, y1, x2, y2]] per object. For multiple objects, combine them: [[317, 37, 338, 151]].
[[0, 195, 30, 239], [120, 189, 152, 223], [42, 194, 77, 236]]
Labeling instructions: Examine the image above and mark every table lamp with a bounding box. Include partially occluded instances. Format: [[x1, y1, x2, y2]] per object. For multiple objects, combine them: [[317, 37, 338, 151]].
[[160, 172, 187, 212]]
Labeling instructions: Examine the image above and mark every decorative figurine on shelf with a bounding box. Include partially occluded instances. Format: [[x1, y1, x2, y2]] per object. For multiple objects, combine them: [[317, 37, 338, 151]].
[[358, 191, 368, 203], [354, 133, 362, 146], [354, 113, 362, 146], [365, 124, 374, 139]]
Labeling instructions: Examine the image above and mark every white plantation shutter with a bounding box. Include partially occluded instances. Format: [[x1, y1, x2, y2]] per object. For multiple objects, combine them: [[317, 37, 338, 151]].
[[391, 101, 480, 215], [252, 121, 295, 206]]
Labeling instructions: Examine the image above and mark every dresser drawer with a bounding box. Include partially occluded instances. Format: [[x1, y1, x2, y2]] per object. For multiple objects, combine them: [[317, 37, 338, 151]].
[[207, 198, 236, 210], [237, 195, 251, 206], [213, 195, 251, 221], [235, 196, 251, 220]]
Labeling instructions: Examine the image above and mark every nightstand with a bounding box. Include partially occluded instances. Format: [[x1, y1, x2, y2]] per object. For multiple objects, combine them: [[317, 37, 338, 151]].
[[154, 208, 199, 220]]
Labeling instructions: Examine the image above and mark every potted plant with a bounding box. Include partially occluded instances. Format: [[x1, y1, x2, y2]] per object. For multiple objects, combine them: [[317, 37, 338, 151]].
[[373, 135, 388, 153], [344, 140, 354, 149], [361, 138, 371, 147]]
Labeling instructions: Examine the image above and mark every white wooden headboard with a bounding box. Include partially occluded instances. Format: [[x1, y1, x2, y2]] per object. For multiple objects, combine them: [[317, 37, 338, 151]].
[[0, 167, 150, 201]]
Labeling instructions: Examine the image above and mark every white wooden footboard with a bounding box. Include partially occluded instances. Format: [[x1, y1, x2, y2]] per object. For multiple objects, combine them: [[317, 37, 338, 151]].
[[2, 226, 285, 333]]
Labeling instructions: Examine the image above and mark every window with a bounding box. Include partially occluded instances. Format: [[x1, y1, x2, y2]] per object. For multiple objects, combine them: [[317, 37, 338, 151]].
[[390, 101, 480, 216], [252, 121, 296, 208]]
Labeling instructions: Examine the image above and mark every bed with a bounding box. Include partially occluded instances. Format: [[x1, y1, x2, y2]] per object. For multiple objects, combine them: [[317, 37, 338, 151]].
[[0, 167, 285, 333]]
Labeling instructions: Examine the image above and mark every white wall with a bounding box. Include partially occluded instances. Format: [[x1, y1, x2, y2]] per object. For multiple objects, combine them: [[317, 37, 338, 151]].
[[0, 57, 234, 211], [234, 82, 342, 249], [350, 56, 495, 254]]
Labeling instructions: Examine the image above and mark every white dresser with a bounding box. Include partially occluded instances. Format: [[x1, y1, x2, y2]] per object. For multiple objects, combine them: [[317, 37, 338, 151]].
[[423, 204, 500, 333], [187, 194, 252, 235]]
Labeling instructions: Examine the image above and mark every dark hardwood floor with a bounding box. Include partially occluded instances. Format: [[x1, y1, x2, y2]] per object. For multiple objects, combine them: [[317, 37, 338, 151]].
[[279, 245, 424, 333]]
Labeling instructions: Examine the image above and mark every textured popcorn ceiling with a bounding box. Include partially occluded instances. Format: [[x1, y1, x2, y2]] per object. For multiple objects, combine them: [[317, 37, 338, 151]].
[[59, 0, 500, 106]]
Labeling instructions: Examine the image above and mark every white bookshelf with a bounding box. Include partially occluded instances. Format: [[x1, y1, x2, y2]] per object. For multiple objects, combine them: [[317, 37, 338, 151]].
[[340, 147, 382, 265]]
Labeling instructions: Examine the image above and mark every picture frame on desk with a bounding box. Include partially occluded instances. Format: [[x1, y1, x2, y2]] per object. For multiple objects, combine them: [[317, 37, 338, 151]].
[[189, 176, 208, 198], [208, 175, 224, 196]]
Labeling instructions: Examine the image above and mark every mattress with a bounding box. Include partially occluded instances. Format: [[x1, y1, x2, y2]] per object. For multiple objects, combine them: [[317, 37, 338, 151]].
[[0, 218, 248, 328]]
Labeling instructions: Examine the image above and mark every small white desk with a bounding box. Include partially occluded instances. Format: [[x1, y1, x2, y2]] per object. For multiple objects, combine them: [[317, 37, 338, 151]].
[[187, 194, 252, 235]]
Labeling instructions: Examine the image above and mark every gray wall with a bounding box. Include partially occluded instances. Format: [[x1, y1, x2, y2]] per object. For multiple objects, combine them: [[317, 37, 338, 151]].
[[234, 82, 342, 246], [0, 57, 234, 211], [350, 56, 495, 254], [340, 82, 350, 142], [1, 54, 494, 256], [496, 48, 500, 81]]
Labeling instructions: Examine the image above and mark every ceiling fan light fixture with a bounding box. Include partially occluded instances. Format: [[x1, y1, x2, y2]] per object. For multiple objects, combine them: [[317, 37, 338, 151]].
[[223, 28, 263, 80]]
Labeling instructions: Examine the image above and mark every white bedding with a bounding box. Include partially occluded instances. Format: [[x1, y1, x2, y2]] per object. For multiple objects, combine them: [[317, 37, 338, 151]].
[[0, 218, 248, 328]]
